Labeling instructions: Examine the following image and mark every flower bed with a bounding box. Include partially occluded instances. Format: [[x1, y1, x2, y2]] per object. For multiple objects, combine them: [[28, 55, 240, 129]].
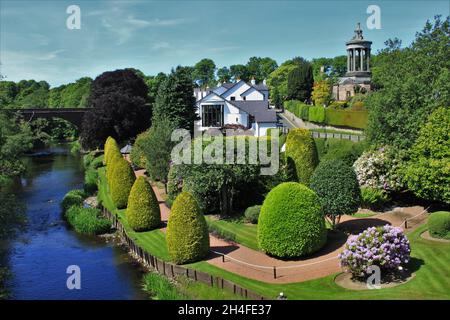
[[339, 225, 411, 279]]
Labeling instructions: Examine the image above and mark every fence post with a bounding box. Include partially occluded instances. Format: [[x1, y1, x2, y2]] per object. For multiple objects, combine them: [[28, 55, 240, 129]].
[[404, 219, 408, 229], [222, 254, 225, 263], [273, 266, 277, 279]]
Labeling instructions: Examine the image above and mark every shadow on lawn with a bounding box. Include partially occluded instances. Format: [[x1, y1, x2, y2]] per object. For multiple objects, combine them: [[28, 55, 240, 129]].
[[337, 218, 392, 235]]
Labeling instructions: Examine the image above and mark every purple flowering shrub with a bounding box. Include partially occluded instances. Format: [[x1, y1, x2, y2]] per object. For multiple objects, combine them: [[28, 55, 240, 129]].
[[339, 225, 411, 278]]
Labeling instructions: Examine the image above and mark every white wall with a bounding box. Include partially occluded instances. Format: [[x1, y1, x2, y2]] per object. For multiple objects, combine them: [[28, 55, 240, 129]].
[[241, 87, 265, 101], [221, 81, 251, 101], [255, 122, 278, 136]]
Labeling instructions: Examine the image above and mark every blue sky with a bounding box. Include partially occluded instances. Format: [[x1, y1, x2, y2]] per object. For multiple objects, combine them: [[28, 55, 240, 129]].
[[1, 0, 448, 87]]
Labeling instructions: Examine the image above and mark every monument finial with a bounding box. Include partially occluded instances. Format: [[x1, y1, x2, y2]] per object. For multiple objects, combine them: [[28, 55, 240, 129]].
[[353, 22, 364, 40]]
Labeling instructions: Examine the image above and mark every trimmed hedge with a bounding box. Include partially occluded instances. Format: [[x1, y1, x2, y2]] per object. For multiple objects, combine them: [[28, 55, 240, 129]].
[[65, 206, 111, 235], [325, 109, 368, 129], [244, 205, 261, 224], [428, 211, 450, 240], [310, 160, 361, 228], [284, 100, 368, 129], [126, 176, 161, 231], [257, 182, 326, 258], [308, 106, 326, 123], [109, 157, 136, 209], [285, 128, 318, 185], [61, 189, 86, 212], [166, 192, 210, 264]]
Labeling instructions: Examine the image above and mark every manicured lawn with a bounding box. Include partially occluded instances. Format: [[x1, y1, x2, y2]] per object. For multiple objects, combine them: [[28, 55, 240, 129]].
[[310, 128, 364, 136], [353, 211, 377, 218], [205, 216, 259, 251], [99, 167, 450, 299], [190, 224, 450, 299]]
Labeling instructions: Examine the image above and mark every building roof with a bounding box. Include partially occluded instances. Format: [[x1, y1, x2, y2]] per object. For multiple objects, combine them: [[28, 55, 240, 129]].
[[240, 83, 268, 97], [231, 101, 277, 123], [120, 144, 132, 154]]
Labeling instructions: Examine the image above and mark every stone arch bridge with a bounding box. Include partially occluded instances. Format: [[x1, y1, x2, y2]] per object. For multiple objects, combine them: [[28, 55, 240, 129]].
[[4, 108, 89, 128]]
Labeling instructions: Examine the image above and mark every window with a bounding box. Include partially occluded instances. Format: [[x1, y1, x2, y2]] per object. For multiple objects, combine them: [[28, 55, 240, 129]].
[[202, 104, 223, 127], [230, 96, 236, 101], [243, 96, 246, 101], [346, 91, 351, 98]]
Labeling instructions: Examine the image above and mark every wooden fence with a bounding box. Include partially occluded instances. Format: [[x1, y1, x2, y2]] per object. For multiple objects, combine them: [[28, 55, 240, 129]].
[[100, 206, 268, 300]]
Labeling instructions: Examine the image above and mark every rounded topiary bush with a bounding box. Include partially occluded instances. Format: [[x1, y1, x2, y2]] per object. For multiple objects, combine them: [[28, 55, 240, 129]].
[[285, 128, 318, 185], [166, 192, 210, 264], [339, 225, 411, 279], [257, 182, 327, 258], [428, 211, 450, 240], [244, 205, 261, 224], [126, 176, 161, 231], [109, 157, 136, 209], [310, 159, 361, 228]]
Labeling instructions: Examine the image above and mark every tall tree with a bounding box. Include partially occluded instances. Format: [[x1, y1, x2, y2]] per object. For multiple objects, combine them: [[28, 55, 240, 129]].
[[229, 64, 250, 82], [80, 69, 151, 149], [217, 67, 231, 83], [246, 57, 278, 83], [366, 16, 450, 149], [193, 59, 216, 88], [153, 66, 198, 133], [287, 60, 314, 102], [266, 57, 304, 100]]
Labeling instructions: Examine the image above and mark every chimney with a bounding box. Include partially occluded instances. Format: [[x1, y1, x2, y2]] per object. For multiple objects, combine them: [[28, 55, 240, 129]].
[[250, 77, 256, 86]]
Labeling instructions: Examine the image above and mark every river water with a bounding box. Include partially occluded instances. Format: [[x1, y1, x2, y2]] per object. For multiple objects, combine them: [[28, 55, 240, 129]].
[[6, 145, 147, 299]]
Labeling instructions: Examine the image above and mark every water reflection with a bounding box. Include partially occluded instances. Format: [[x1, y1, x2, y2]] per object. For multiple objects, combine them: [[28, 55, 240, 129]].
[[6, 145, 148, 300]]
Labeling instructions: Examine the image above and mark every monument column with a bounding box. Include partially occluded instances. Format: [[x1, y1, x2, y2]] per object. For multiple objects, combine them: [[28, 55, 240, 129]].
[[352, 49, 356, 71], [360, 48, 364, 71]]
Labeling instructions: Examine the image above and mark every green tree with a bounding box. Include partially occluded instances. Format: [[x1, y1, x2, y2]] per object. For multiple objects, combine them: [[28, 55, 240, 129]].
[[366, 16, 450, 149], [267, 57, 305, 100], [141, 119, 175, 193], [311, 80, 332, 106], [153, 66, 198, 133], [402, 107, 450, 203], [217, 67, 231, 83], [0, 112, 34, 183], [310, 160, 362, 228], [229, 64, 250, 82], [193, 58, 216, 88], [246, 57, 278, 83], [126, 176, 161, 231], [287, 60, 314, 102], [166, 192, 209, 264]]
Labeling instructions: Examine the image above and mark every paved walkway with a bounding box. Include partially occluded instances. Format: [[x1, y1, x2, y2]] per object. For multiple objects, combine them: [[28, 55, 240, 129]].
[[134, 169, 428, 284]]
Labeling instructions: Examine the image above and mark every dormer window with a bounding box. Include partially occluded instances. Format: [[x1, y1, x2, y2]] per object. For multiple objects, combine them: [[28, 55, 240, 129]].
[[230, 96, 236, 101], [243, 96, 246, 101]]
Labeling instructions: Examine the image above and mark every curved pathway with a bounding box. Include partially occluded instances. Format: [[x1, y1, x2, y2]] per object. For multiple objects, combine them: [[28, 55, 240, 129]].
[[134, 169, 428, 284]]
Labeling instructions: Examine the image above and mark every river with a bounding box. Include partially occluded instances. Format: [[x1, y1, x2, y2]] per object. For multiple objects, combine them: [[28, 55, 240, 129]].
[[5, 145, 148, 300]]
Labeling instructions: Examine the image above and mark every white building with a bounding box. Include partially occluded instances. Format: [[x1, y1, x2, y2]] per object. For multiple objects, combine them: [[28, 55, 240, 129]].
[[194, 79, 278, 136]]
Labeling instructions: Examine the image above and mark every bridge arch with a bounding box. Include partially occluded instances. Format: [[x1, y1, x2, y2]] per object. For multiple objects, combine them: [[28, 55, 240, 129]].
[[6, 108, 89, 128]]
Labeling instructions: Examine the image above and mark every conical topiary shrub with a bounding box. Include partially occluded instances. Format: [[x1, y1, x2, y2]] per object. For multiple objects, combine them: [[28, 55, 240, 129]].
[[126, 176, 161, 231], [109, 156, 136, 209], [285, 128, 318, 185], [166, 192, 210, 264], [105, 137, 121, 167]]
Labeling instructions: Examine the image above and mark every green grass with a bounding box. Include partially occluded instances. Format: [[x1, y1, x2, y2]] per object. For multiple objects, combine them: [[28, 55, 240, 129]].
[[353, 212, 377, 218], [205, 216, 259, 251], [189, 225, 450, 299], [99, 167, 450, 300]]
